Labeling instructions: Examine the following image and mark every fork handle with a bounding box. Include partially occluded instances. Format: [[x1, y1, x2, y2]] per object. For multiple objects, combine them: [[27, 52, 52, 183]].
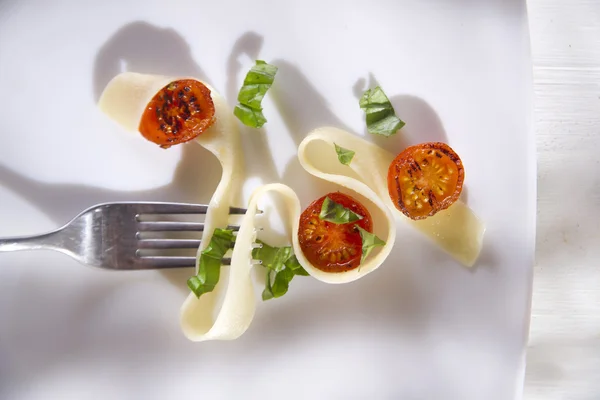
[[0, 232, 60, 252]]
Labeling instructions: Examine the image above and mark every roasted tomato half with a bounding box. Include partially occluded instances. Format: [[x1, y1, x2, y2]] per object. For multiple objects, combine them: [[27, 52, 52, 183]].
[[139, 79, 216, 148], [298, 192, 372, 273], [387, 142, 464, 220]]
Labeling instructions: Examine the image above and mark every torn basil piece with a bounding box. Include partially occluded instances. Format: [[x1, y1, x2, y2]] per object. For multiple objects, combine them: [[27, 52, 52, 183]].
[[252, 240, 292, 272], [334, 143, 355, 165], [285, 254, 309, 276], [262, 270, 275, 301], [254, 241, 308, 301], [359, 86, 405, 136], [356, 226, 386, 262], [187, 228, 235, 298], [234, 60, 278, 128], [319, 196, 363, 224], [234, 104, 267, 128]]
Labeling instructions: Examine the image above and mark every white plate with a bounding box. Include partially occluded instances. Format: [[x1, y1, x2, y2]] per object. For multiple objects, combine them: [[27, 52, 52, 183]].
[[0, 0, 535, 399]]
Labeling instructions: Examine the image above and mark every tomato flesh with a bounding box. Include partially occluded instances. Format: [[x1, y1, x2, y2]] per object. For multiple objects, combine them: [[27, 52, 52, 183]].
[[298, 192, 372, 273], [139, 79, 215, 148], [387, 142, 464, 220]]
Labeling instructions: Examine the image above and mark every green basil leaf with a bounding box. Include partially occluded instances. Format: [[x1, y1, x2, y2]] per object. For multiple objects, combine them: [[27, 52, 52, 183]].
[[243, 60, 278, 85], [367, 114, 404, 136], [334, 143, 355, 165], [262, 267, 295, 300], [359, 86, 405, 137], [319, 196, 363, 224], [187, 276, 210, 297], [254, 243, 309, 301], [285, 255, 309, 276], [252, 240, 292, 272], [234, 104, 267, 129], [237, 84, 269, 110], [234, 60, 278, 128], [356, 226, 386, 263], [187, 228, 235, 298], [262, 270, 274, 301], [271, 267, 294, 298]]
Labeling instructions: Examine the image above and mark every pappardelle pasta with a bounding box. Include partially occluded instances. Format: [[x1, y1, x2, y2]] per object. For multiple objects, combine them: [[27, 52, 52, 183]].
[[99, 68, 484, 342]]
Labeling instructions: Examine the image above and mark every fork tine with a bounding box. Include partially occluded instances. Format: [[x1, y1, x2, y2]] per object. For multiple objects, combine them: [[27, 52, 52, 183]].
[[228, 207, 248, 215], [137, 222, 240, 232], [137, 239, 201, 249], [138, 221, 205, 232], [133, 202, 209, 214], [131, 202, 247, 215], [135, 256, 233, 269], [137, 256, 197, 268]]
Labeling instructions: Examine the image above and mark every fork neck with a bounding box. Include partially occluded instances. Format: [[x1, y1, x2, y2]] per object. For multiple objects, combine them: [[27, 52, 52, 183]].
[[0, 231, 60, 252]]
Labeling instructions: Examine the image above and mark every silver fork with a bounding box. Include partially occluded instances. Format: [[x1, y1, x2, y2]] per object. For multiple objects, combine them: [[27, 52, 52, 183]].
[[0, 202, 246, 269]]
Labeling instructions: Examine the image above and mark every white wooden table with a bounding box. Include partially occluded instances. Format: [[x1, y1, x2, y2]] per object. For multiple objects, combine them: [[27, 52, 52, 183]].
[[525, 1, 600, 398]]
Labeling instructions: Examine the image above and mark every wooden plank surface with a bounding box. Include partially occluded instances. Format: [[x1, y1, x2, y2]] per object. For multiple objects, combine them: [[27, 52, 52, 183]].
[[526, 1, 600, 398]]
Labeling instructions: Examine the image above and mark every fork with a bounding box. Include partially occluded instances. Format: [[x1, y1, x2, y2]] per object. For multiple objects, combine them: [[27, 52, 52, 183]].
[[0, 202, 246, 270]]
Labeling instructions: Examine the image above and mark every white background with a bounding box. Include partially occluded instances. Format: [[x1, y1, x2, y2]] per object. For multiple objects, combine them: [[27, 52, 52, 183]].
[[525, 0, 600, 398]]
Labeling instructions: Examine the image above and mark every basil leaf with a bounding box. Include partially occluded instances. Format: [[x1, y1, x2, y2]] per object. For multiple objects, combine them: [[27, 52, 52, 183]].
[[187, 228, 235, 298], [319, 196, 363, 224], [262, 270, 274, 301], [234, 60, 278, 128], [243, 60, 278, 85], [285, 254, 309, 276], [271, 267, 294, 298], [234, 104, 267, 129], [262, 267, 295, 300], [252, 240, 292, 272], [253, 242, 309, 301], [356, 226, 386, 263], [367, 114, 404, 136], [237, 84, 269, 110], [334, 143, 355, 165], [359, 86, 405, 136]]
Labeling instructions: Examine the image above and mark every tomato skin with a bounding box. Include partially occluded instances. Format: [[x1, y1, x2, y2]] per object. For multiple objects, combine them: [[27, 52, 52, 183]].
[[298, 192, 372, 273], [139, 79, 215, 148], [387, 142, 465, 220]]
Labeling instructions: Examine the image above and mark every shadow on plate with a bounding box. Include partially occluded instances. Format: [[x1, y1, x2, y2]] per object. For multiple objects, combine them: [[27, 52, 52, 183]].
[[0, 143, 220, 226], [93, 20, 211, 101], [352, 72, 449, 148]]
